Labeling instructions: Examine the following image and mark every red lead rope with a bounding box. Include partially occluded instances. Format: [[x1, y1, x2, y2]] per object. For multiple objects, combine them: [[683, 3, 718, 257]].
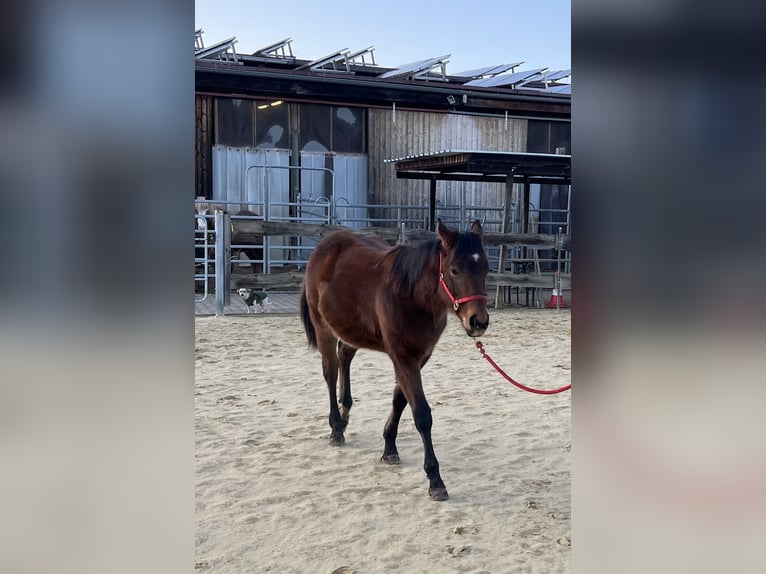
[[438, 253, 569, 395], [474, 340, 572, 395]]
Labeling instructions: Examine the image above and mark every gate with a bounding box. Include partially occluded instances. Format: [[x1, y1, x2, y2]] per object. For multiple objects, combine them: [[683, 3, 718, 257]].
[[195, 210, 231, 315]]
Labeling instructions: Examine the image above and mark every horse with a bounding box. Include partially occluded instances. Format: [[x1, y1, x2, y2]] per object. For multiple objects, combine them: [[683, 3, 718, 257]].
[[300, 219, 490, 501]]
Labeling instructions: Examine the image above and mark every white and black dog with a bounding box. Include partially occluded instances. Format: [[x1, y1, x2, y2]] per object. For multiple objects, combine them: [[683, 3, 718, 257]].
[[238, 288, 271, 313]]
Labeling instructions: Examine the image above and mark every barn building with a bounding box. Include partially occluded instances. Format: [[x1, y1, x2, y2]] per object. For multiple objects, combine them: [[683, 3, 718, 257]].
[[194, 31, 570, 303]]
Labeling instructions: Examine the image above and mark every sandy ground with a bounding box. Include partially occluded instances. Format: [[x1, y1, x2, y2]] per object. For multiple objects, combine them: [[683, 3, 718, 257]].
[[195, 308, 571, 573]]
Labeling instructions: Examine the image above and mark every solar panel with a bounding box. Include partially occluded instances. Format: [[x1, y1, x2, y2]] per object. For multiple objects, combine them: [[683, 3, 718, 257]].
[[451, 63, 522, 79], [378, 55, 451, 79], [545, 69, 571, 81], [464, 68, 546, 88], [346, 46, 377, 67], [294, 49, 351, 72], [545, 84, 571, 94], [195, 37, 239, 63], [254, 38, 294, 59], [525, 69, 570, 82]]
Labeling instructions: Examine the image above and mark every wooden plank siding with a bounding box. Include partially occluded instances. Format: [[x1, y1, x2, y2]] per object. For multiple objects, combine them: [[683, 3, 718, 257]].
[[195, 95, 214, 199], [368, 109, 528, 228]]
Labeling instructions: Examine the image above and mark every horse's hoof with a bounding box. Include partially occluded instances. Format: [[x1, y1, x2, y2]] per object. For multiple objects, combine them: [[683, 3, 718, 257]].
[[380, 453, 400, 465], [329, 434, 345, 446], [429, 487, 449, 501]]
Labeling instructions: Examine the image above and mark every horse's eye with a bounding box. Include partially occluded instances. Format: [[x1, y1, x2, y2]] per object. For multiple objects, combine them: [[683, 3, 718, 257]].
[[449, 268, 458, 276]]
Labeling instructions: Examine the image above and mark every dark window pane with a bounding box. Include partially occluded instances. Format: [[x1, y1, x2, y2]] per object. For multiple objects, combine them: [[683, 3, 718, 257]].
[[551, 122, 571, 154], [216, 98, 253, 146], [526, 119, 550, 153], [332, 106, 365, 153], [254, 100, 289, 149], [299, 104, 331, 152]]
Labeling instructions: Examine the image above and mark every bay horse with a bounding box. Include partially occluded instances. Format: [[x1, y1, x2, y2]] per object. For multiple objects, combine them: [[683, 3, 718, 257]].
[[300, 220, 489, 501]]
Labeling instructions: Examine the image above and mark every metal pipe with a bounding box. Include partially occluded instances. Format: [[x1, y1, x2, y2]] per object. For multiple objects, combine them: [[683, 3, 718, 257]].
[[556, 226, 563, 310], [195, 217, 210, 303], [214, 211, 226, 315]]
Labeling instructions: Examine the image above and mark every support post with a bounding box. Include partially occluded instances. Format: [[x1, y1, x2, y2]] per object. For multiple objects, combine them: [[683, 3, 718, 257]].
[[429, 177, 437, 231], [215, 210, 231, 316], [494, 173, 514, 309], [522, 178, 531, 262]]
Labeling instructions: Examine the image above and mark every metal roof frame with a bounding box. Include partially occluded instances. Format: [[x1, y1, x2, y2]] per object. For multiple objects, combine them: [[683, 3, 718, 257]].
[[253, 38, 295, 59], [379, 55, 451, 80], [294, 48, 351, 72]]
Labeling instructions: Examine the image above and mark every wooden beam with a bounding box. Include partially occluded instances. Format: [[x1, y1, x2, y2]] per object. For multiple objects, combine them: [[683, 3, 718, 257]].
[[231, 270, 570, 292], [230, 219, 568, 248], [395, 171, 570, 185], [495, 173, 514, 309], [429, 178, 437, 231]]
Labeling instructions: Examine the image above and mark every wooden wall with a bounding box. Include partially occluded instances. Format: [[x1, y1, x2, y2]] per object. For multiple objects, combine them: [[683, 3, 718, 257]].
[[367, 109, 528, 228], [195, 95, 213, 199]]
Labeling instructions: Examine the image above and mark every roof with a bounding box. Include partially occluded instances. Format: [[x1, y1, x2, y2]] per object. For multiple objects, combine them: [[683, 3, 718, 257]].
[[194, 31, 571, 118], [386, 150, 571, 185]]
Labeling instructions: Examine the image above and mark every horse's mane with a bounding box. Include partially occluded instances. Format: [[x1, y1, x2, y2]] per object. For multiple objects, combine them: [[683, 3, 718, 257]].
[[387, 239, 441, 296]]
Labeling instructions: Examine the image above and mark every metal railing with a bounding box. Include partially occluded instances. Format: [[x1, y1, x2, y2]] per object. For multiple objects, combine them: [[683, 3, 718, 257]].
[[194, 214, 214, 303], [195, 197, 571, 313]]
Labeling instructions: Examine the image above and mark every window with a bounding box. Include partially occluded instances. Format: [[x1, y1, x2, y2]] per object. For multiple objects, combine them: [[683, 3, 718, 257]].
[[527, 120, 570, 154], [216, 98, 253, 146], [299, 104, 366, 153], [299, 104, 331, 152], [214, 100, 366, 152], [332, 107, 365, 153], [254, 100, 289, 149]]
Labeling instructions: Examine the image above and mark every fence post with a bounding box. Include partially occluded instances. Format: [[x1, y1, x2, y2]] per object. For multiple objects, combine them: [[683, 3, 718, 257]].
[[556, 226, 562, 310], [215, 210, 231, 316], [494, 173, 514, 309]]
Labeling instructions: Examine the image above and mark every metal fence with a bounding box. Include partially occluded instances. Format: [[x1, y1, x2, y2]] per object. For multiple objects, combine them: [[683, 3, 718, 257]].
[[195, 196, 571, 314]]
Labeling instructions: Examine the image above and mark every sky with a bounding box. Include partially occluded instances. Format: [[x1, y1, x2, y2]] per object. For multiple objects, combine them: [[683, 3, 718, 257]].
[[195, 0, 570, 76]]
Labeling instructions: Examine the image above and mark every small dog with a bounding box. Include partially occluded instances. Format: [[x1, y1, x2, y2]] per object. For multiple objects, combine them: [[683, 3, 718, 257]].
[[238, 288, 271, 313]]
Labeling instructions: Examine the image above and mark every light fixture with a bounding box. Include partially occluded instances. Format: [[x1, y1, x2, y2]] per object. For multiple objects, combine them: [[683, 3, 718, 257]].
[[257, 100, 283, 110], [446, 94, 456, 105]]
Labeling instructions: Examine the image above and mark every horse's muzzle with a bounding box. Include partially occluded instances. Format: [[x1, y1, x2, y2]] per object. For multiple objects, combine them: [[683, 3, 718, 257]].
[[466, 313, 489, 337]]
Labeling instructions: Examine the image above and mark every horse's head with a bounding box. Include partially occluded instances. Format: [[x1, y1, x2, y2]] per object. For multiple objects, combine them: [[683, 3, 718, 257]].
[[438, 219, 490, 337]]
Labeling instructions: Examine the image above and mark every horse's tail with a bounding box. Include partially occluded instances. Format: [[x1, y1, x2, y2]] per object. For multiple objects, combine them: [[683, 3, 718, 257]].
[[300, 286, 317, 350]]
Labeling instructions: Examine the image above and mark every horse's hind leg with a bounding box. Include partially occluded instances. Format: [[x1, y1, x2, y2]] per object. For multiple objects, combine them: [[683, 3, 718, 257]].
[[381, 384, 407, 464], [316, 330, 345, 445], [337, 341, 356, 431]]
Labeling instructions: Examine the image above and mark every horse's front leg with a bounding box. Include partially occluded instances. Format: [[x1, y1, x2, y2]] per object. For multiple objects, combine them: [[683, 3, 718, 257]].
[[394, 361, 448, 501]]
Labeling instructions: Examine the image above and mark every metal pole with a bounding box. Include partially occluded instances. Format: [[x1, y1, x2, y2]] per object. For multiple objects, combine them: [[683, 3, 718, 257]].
[[214, 210, 229, 315], [264, 183, 270, 274], [556, 227, 563, 311]]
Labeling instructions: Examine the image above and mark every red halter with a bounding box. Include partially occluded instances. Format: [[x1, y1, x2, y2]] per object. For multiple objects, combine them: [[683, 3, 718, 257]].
[[439, 253, 489, 311]]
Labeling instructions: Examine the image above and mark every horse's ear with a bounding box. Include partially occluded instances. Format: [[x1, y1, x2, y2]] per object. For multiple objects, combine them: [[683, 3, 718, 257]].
[[437, 219, 456, 250], [470, 219, 484, 241]]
